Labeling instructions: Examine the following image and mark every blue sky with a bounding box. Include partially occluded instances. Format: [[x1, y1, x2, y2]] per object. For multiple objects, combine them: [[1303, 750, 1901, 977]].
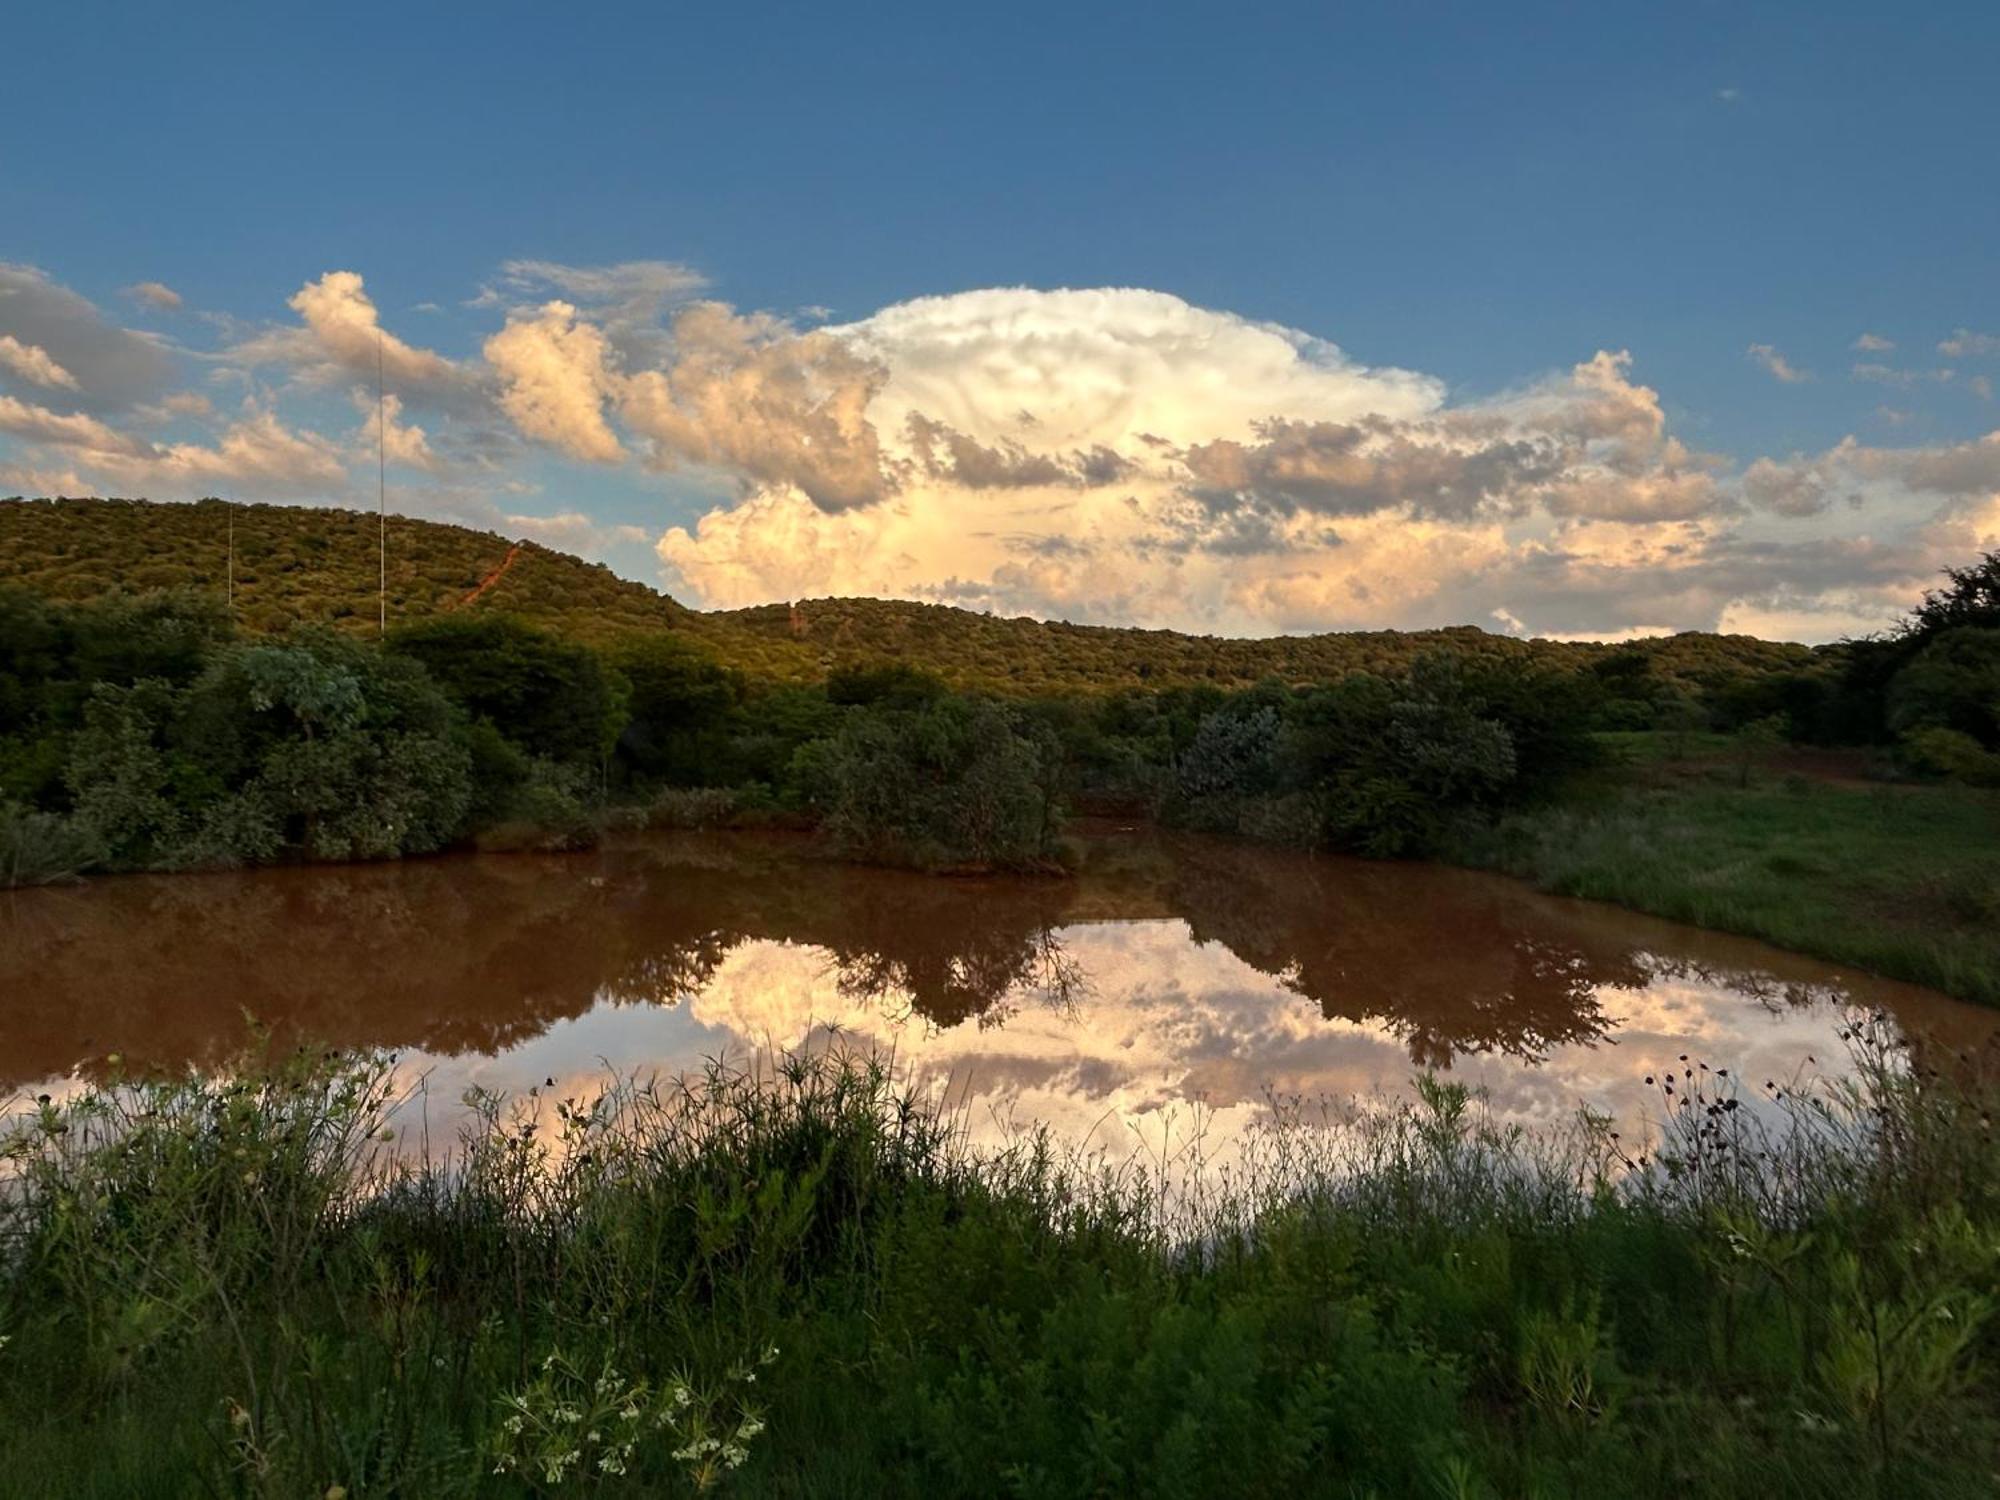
[[3, 1, 1997, 640]]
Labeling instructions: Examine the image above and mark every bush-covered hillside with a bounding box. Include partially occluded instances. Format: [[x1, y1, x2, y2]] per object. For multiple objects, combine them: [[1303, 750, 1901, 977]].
[[0, 496, 695, 640], [1, 496, 1819, 696], [729, 594, 1820, 699]]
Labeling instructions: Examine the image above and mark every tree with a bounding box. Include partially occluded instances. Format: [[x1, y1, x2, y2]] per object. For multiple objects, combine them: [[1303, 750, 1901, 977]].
[[1825, 552, 2000, 747], [1177, 705, 1283, 801], [65, 631, 474, 869], [1901, 550, 2000, 639], [1887, 627, 2000, 754], [387, 616, 624, 768], [64, 680, 192, 866], [1273, 654, 1558, 856], [608, 635, 738, 785], [797, 696, 1065, 870], [0, 586, 232, 807], [825, 661, 948, 710]]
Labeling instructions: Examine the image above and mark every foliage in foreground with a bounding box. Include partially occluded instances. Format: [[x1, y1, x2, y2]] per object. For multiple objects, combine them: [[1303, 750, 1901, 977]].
[[1, 1038, 1996, 1498]]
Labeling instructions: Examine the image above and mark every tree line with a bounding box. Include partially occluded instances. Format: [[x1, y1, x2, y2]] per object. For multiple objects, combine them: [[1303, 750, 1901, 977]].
[[2, 550, 1994, 884]]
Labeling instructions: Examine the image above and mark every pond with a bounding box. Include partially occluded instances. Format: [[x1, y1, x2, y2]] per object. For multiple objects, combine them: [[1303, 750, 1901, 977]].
[[3, 825, 1992, 1159]]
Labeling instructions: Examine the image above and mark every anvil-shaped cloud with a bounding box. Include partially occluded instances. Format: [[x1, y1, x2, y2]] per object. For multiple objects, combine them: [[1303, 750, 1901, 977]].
[[642, 288, 1997, 638], [6, 262, 1999, 641]]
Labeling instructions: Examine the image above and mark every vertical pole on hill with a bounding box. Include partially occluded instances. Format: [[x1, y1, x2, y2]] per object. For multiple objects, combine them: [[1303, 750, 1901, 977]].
[[377, 330, 387, 637], [226, 498, 235, 623]]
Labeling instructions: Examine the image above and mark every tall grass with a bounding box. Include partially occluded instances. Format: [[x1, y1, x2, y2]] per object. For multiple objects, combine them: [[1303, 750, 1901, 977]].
[[1, 1032, 1995, 1497], [0, 800, 103, 888], [1448, 772, 2000, 1005]]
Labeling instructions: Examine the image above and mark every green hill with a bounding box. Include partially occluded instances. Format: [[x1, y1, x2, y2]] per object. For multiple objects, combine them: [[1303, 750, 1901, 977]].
[[0, 495, 695, 639], [0, 496, 1820, 694], [732, 595, 1820, 697]]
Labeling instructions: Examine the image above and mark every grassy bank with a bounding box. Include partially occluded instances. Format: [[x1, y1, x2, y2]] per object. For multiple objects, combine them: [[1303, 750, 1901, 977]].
[[1449, 738, 2000, 1007], [1, 1043, 1996, 1497]]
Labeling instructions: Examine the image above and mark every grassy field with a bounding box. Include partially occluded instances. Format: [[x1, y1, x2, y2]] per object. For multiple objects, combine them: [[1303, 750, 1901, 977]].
[[1450, 735, 2000, 1006], [0, 1043, 1995, 1498]]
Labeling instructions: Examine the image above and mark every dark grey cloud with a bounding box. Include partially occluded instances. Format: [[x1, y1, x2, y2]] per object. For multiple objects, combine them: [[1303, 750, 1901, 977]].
[[0, 263, 175, 412], [1741, 455, 1832, 516], [904, 415, 1139, 492], [1181, 416, 1570, 521], [906, 411, 1071, 488]]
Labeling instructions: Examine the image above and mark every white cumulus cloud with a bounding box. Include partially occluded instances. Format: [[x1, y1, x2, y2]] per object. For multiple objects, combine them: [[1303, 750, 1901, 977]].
[[483, 300, 626, 464], [0, 335, 81, 391], [124, 281, 184, 311], [353, 389, 440, 471], [1747, 343, 1811, 383], [9, 259, 2000, 645], [653, 290, 1756, 635], [231, 271, 477, 407], [1939, 329, 2000, 359]]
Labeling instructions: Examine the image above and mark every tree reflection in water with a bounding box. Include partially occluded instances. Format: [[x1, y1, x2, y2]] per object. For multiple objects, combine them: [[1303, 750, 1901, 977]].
[[0, 826, 1983, 1092]]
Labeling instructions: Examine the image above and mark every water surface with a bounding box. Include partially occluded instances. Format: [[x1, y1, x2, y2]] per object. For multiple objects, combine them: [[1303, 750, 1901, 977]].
[[3, 827, 1991, 1156]]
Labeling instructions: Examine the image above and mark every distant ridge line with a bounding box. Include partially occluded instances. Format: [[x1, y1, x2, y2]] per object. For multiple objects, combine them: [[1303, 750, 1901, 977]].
[[0, 497, 1826, 695]]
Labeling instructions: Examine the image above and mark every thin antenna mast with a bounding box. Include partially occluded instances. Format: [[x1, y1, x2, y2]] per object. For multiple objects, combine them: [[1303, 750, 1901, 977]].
[[377, 331, 387, 636]]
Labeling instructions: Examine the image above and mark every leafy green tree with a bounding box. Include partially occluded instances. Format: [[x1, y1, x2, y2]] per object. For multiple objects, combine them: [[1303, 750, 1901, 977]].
[[1887, 627, 2000, 752], [1280, 655, 1539, 856], [1177, 705, 1283, 801], [387, 615, 624, 768], [189, 635, 472, 860], [1902, 550, 2000, 639], [609, 635, 739, 785], [797, 696, 1065, 870], [1587, 646, 1659, 730], [0, 586, 232, 807], [64, 680, 193, 865], [825, 660, 948, 710], [724, 685, 843, 795], [1385, 662, 1520, 800], [63, 632, 473, 869], [1824, 552, 2000, 746], [1438, 651, 1598, 793]]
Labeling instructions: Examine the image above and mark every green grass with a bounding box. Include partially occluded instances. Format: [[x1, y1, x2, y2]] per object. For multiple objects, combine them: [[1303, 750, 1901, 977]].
[[1, 1041, 1996, 1497], [1450, 740, 2000, 1005]]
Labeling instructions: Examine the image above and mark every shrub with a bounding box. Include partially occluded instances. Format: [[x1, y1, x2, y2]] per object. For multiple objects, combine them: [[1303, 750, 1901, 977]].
[[1888, 627, 2000, 754], [475, 756, 602, 852], [644, 785, 742, 830], [388, 615, 626, 769], [1900, 726, 2000, 788], [0, 799, 102, 886], [61, 632, 476, 869], [798, 696, 1065, 870]]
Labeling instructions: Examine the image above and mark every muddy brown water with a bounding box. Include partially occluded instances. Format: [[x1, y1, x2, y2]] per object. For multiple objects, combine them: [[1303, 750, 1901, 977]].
[[2, 825, 1992, 1157]]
